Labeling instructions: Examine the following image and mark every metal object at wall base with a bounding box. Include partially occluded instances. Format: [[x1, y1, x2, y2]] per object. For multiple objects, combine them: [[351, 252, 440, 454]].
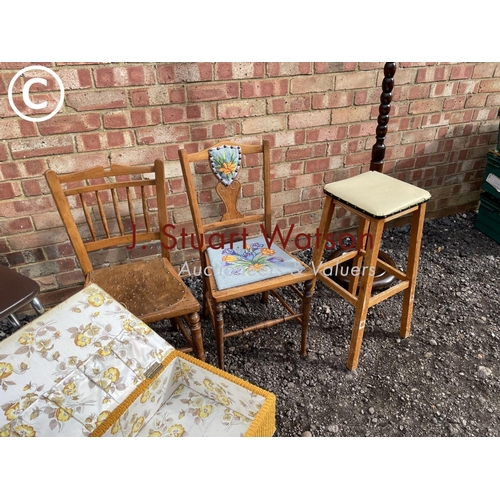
[[327, 248, 398, 291]]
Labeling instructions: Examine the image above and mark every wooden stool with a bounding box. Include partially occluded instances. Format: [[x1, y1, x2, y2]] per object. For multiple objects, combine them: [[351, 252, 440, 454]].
[[311, 62, 431, 370], [312, 171, 431, 370]]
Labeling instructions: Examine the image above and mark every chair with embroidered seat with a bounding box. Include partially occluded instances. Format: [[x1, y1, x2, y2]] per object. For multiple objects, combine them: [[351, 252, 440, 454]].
[[45, 160, 205, 360], [178, 140, 316, 370], [311, 62, 431, 370]]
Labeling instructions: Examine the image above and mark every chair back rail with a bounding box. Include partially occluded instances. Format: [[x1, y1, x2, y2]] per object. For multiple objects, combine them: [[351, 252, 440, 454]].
[[178, 140, 272, 255], [45, 160, 169, 276]]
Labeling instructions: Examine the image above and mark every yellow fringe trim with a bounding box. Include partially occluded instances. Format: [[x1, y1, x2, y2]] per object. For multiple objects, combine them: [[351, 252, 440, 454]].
[[90, 350, 276, 437]]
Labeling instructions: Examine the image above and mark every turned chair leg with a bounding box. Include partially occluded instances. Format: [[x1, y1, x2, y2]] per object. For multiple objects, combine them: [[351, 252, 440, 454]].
[[187, 311, 205, 361], [300, 280, 314, 356], [213, 301, 225, 370], [400, 203, 426, 338], [347, 218, 384, 370]]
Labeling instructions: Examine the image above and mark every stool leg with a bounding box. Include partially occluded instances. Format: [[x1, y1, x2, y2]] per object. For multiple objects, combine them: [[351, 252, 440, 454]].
[[347, 217, 384, 370], [312, 196, 335, 269], [348, 217, 371, 295], [400, 203, 426, 338]]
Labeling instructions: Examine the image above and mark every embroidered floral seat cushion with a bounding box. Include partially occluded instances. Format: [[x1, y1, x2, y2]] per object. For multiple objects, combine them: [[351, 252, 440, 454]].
[[205, 235, 305, 291]]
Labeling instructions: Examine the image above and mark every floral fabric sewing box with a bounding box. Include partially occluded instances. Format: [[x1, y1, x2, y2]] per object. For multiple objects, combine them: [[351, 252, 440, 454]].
[[0, 284, 275, 437]]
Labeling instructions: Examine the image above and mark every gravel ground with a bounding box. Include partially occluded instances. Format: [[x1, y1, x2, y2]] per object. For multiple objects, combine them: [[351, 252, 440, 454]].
[[2, 211, 499, 437]]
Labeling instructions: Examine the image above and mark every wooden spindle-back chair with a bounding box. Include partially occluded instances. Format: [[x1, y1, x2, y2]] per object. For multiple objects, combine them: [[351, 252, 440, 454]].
[[45, 160, 204, 360]]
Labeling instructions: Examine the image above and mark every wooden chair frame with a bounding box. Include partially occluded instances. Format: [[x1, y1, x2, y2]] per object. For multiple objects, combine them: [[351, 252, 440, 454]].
[[45, 160, 204, 360], [179, 140, 316, 370]]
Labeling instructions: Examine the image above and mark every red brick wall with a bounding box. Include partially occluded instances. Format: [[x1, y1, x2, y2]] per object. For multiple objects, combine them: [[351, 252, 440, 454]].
[[1, 62, 499, 304]]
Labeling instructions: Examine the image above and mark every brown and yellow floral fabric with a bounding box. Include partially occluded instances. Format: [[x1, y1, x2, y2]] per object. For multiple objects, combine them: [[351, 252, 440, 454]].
[[0, 285, 274, 437]]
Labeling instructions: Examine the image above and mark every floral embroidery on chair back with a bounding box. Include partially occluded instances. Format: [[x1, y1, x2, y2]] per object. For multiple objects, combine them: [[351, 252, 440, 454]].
[[208, 145, 242, 186]]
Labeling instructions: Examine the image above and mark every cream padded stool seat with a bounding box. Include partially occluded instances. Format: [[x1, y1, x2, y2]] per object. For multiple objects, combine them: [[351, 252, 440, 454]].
[[324, 171, 431, 218], [312, 172, 431, 370]]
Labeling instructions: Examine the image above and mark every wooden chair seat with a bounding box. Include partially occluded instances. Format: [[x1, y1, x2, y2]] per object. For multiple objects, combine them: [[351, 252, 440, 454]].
[[86, 257, 198, 324]]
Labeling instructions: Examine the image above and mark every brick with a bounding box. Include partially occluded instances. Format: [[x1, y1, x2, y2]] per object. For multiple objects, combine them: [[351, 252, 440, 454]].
[[163, 103, 216, 123], [336, 72, 377, 90], [313, 91, 354, 109], [1, 93, 62, 119], [241, 79, 288, 98], [0, 118, 37, 140], [288, 110, 330, 130], [215, 62, 265, 80], [416, 66, 451, 83], [290, 75, 334, 94], [218, 99, 266, 119], [285, 172, 322, 190], [314, 63, 355, 73], [0, 143, 8, 161], [241, 116, 286, 135], [130, 86, 181, 107], [94, 65, 155, 87], [10, 135, 74, 159], [187, 82, 239, 102], [407, 84, 431, 100], [457, 81, 479, 94], [109, 147, 166, 169], [450, 65, 474, 80], [267, 63, 312, 77], [408, 98, 444, 114], [307, 126, 347, 142], [66, 89, 127, 111], [0, 71, 21, 95], [464, 94, 487, 108], [331, 105, 371, 124], [57, 68, 93, 89], [430, 82, 458, 97], [22, 177, 50, 196], [443, 96, 466, 111], [38, 113, 101, 135], [268, 96, 310, 114], [76, 130, 135, 152], [478, 79, 500, 93], [0, 180, 21, 200], [47, 152, 108, 174], [472, 63, 498, 78], [104, 109, 162, 129], [136, 125, 190, 145], [0, 216, 33, 236], [157, 63, 212, 83]]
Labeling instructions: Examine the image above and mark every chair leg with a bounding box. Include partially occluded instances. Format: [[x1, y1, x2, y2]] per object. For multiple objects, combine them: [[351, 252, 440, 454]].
[[300, 280, 314, 356], [347, 218, 384, 370], [213, 301, 225, 370], [187, 311, 205, 362], [31, 297, 45, 316], [202, 278, 210, 318], [400, 203, 426, 339], [261, 291, 269, 304], [170, 318, 180, 331], [7, 314, 21, 329]]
